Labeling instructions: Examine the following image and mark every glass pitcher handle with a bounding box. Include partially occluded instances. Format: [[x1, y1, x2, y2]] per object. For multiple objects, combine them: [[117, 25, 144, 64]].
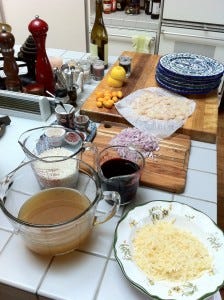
[[78, 141, 98, 170], [94, 191, 121, 225]]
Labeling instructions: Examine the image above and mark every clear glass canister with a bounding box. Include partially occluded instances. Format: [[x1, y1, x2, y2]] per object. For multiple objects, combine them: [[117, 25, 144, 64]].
[[119, 56, 132, 78], [92, 59, 104, 81]]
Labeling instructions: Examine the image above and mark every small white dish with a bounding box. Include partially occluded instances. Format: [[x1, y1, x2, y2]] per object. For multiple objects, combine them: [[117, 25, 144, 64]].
[[45, 127, 66, 147]]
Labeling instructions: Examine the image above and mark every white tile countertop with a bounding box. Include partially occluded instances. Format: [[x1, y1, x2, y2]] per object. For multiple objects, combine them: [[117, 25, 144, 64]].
[[0, 49, 221, 300]]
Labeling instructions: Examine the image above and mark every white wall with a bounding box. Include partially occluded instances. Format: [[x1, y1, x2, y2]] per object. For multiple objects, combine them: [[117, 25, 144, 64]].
[[0, 0, 88, 51]]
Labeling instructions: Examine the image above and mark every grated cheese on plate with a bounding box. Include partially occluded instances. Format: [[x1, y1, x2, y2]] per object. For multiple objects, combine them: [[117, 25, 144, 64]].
[[132, 220, 213, 282]]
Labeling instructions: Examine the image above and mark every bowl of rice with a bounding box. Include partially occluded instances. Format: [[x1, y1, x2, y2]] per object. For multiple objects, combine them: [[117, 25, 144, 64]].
[[114, 201, 224, 300]]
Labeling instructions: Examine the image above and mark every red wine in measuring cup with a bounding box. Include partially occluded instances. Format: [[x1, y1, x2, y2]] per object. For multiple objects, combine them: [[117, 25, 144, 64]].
[[100, 158, 140, 205]]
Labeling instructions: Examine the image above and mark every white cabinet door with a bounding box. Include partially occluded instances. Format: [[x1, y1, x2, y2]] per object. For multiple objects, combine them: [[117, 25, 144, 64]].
[[159, 25, 224, 64], [1, 0, 88, 51], [163, 0, 224, 25]]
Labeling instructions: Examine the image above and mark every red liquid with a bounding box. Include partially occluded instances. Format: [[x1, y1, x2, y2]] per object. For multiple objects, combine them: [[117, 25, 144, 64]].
[[100, 158, 140, 204]]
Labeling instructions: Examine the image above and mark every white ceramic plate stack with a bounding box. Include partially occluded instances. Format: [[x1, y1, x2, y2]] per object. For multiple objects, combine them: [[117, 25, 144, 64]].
[[156, 53, 224, 95]]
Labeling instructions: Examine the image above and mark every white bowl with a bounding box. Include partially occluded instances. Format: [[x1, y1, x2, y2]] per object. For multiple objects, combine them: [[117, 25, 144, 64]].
[[45, 127, 66, 147]]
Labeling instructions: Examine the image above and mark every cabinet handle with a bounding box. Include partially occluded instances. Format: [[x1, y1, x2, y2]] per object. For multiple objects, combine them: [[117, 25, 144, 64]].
[[161, 30, 224, 43], [109, 33, 156, 40]]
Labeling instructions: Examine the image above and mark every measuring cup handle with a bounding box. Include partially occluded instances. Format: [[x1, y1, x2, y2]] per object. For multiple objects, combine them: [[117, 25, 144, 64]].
[[94, 191, 121, 225], [78, 141, 98, 170]]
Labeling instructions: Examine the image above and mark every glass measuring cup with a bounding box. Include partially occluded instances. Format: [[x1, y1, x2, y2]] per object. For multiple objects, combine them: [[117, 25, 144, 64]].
[[0, 158, 120, 256], [97, 145, 145, 205]]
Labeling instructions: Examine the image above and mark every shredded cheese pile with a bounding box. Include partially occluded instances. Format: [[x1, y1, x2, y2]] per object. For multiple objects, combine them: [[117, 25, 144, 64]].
[[132, 221, 213, 282]]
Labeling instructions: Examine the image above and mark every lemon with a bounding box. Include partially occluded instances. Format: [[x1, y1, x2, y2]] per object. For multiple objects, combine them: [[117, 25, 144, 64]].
[[103, 99, 114, 109], [110, 66, 126, 81], [107, 75, 123, 88]]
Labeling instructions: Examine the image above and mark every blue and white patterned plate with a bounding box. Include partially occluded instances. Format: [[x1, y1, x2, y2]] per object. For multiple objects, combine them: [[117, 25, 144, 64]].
[[156, 74, 220, 95], [157, 63, 223, 84], [156, 69, 221, 89], [160, 53, 224, 79], [114, 201, 224, 300]]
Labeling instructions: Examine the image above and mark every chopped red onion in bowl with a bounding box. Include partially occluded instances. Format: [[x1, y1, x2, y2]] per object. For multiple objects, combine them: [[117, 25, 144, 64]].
[[110, 127, 159, 158]]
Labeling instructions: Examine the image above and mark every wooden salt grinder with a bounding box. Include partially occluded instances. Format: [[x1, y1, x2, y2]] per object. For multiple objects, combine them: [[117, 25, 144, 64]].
[[28, 15, 55, 94], [0, 27, 21, 91]]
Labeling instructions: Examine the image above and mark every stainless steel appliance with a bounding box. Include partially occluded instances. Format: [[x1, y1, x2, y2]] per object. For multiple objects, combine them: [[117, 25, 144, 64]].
[[159, 0, 224, 101], [162, 0, 224, 25], [159, 0, 224, 63], [159, 21, 224, 63]]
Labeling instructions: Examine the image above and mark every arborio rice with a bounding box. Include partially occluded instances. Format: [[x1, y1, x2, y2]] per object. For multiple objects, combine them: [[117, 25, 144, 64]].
[[33, 148, 78, 188]]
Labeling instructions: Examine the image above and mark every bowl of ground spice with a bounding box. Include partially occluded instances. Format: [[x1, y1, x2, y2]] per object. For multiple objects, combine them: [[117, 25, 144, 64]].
[[65, 131, 82, 147]]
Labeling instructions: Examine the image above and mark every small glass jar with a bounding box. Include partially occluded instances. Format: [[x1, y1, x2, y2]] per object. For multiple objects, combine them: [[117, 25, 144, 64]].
[[119, 56, 132, 78], [79, 59, 91, 84], [92, 59, 104, 81]]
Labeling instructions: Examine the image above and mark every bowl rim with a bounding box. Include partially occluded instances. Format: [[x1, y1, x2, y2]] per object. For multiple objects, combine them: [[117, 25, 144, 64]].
[[18, 125, 83, 162], [0, 158, 102, 228]]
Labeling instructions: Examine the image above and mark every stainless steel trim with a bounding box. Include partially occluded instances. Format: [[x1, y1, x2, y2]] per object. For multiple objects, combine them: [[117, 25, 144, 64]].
[[161, 30, 224, 43], [162, 19, 224, 32], [109, 33, 156, 41], [155, 0, 164, 54], [84, 0, 89, 52]]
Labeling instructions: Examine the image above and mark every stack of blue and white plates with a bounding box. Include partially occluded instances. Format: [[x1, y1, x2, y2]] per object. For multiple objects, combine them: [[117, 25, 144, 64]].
[[156, 53, 224, 95]]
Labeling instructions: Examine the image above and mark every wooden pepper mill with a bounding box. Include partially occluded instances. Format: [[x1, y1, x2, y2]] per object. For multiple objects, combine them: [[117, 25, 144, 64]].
[[28, 15, 55, 94], [0, 27, 21, 91], [17, 35, 37, 84]]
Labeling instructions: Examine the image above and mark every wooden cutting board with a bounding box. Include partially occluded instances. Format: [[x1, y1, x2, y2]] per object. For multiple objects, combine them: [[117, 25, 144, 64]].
[[83, 122, 191, 193], [80, 51, 219, 143]]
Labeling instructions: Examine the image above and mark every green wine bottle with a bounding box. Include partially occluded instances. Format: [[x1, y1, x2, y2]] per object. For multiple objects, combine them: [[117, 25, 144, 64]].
[[90, 0, 108, 69]]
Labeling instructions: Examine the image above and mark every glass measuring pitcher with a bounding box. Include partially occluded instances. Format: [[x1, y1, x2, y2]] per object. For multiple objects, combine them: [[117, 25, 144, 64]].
[[97, 145, 145, 205], [0, 158, 120, 256]]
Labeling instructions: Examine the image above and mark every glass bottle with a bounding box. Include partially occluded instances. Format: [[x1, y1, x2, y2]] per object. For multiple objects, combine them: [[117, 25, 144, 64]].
[[151, 0, 161, 19], [111, 0, 117, 12], [125, 0, 140, 15], [103, 0, 112, 14], [145, 0, 152, 15], [90, 0, 109, 69], [116, 0, 126, 11], [140, 0, 145, 9]]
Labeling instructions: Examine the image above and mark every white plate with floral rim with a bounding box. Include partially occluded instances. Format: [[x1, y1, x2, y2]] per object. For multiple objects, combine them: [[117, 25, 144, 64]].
[[113, 201, 224, 300]]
